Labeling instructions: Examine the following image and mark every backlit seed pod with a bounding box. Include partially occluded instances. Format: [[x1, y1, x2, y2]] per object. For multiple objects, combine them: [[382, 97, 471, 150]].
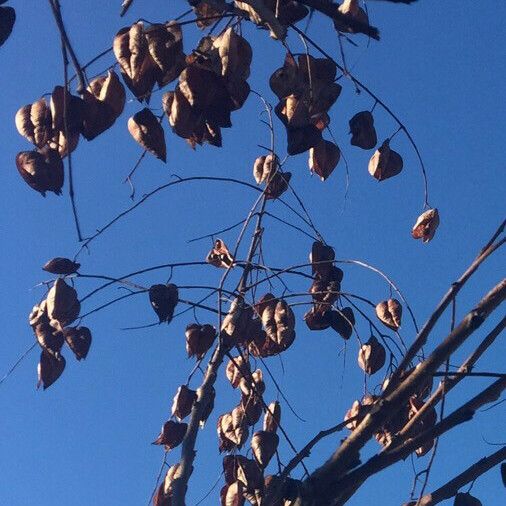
[[309, 139, 340, 181], [185, 323, 216, 359], [199, 386, 215, 428], [50, 86, 85, 133], [63, 327, 92, 361], [149, 283, 178, 323], [310, 277, 340, 306], [15, 98, 52, 148], [81, 70, 126, 140], [226, 355, 250, 389], [152, 420, 188, 449], [29, 301, 49, 328], [226, 78, 250, 111], [304, 308, 332, 331], [213, 27, 252, 81], [48, 130, 80, 158], [344, 394, 377, 430], [276, 94, 310, 128], [253, 153, 278, 184], [376, 299, 402, 330], [286, 123, 322, 154], [34, 322, 64, 356], [368, 139, 403, 181], [0, 5, 15, 48], [241, 393, 263, 426], [220, 481, 245, 506], [42, 257, 80, 275], [37, 349, 66, 389], [15, 148, 64, 196], [218, 413, 249, 451], [269, 54, 303, 100], [46, 278, 80, 328], [263, 401, 281, 433], [349, 110, 377, 150], [206, 239, 234, 268], [358, 336, 386, 375], [330, 307, 355, 340], [153, 463, 182, 505], [265, 170, 291, 200], [171, 385, 197, 421], [274, 300, 295, 344], [412, 208, 440, 243], [127, 108, 166, 162], [415, 438, 434, 457], [251, 430, 279, 468], [454, 492, 483, 506], [224, 455, 263, 490], [239, 369, 265, 397], [334, 0, 369, 34], [310, 241, 335, 277], [254, 293, 277, 318]]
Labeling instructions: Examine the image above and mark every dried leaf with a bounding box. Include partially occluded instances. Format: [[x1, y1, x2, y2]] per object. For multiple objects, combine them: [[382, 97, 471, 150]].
[[63, 327, 92, 361], [368, 139, 403, 181], [349, 110, 377, 150], [46, 278, 80, 328], [149, 283, 179, 323], [358, 336, 386, 375], [376, 299, 402, 330], [412, 208, 440, 243], [42, 257, 80, 275], [309, 139, 340, 181], [128, 108, 166, 162]]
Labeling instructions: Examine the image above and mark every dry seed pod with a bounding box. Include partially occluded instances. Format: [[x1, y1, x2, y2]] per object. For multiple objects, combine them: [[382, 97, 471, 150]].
[[63, 327, 92, 361], [220, 481, 245, 506], [454, 493, 482, 506], [376, 299, 402, 330], [265, 171, 291, 200], [149, 283, 179, 323], [251, 430, 279, 468], [334, 0, 369, 34], [344, 394, 377, 430], [286, 124, 322, 155], [42, 257, 80, 275], [274, 300, 295, 344], [15, 98, 52, 148], [412, 208, 440, 243], [276, 94, 310, 128], [50, 86, 85, 133], [254, 293, 277, 318], [218, 413, 249, 451], [298, 54, 337, 83], [153, 463, 182, 505], [309, 276, 340, 306], [0, 5, 15, 47], [128, 108, 166, 162], [368, 139, 403, 181], [46, 278, 80, 328], [152, 420, 187, 449], [48, 130, 80, 158], [213, 27, 252, 82], [349, 110, 377, 150], [310, 240, 335, 277], [309, 139, 340, 181], [34, 322, 64, 356], [263, 401, 281, 433], [304, 308, 332, 331], [199, 385, 215, 428], [206, 239, 234, 268], [253, 153, 278, 184], [241, 393, 263, 426], [358, 336, 386, 375], [239, 369, 265, 397], [226, 355, 250, 389], [15, 148, 64, 196], [37, 349, 66, 390], [330, 307, 355, 340], [269, 53, 304, 100], [171, 385, 197, 421], [185, 323, 216, 359], [227, 455, 263, 490]]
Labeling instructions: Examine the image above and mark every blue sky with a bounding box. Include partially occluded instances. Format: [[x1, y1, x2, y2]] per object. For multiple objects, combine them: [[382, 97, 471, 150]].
[[0, 1, 504, 505]]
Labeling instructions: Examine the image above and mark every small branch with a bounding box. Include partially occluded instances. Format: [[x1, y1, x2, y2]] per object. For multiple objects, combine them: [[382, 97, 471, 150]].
[[120, 0, 134, 17], [0, 342, 38, 387]]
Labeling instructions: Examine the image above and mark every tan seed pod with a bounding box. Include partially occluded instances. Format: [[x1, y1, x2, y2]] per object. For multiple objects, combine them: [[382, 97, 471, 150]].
[[213, 27, 252, 82], [310, 240, 335, 277], [349, 110, 377, 150], [358, 336, 386, 375], [412, 208, 440, 243], [269, 53, 304, 100], [304, 308, 332, 331], [48, 130, 80, 158], [263, 401, 281, 433], [88, 70, 126, 118], [251, 430, 279, 468], [46, 278, 80, 328], [368, 139, 403, 181], [113, 22, 149, 82], [15, 98, 52, 148], [334, 0, 369, 34], [309, 139, 340, 181], [50, 86, 85, 133], [238, 369, 264, 397], [226, 355, 250, 389], [34, 322, 64, 356], [128, 108, 166, 162], [274, 299, 295, 344], [376, 299, 402, 330], [220, 481, 245, 506], [171, 385, 197, 421], [152, 420, 187, 449], [253, 153, 278, 185]]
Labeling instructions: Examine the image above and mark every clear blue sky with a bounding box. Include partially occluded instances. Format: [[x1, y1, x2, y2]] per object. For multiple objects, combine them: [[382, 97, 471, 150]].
[[0, 1, 504, 505]]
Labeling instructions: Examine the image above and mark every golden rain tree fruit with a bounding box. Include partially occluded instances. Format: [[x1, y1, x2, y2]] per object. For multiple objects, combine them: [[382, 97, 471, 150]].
[[63, 327, 92, 361], [251, 430, 279, 468], [358, 335, 386, 375], [309, 139, 341, 181], [376, 298, 402, 330], [368, 139, 403, 181], [15, 148, 64, 196], [127, 108, 167, 162], [152, 420, 188, 450], [171, 385, 197, 421], [206, 238, 234, 268], [46, 278, 80, 329], [37, 349, 66, 390], [15, 98, 52, 148], [185, 323, 217, 359], [412, 208, 440, 243], [263, 401, 281, 433]]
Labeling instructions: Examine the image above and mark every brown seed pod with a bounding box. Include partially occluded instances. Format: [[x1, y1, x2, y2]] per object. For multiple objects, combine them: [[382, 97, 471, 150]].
[[263, 401, 281, 433], [149, 283, 178, 323], [251, 430, 279, 468], [63, 326, 92, 361], [46, 278, 80, 329], [454, 492, 483, 506], [344, 394, 377, 430], [34, 322, 64, 357], [0, 5, 15, 48], [309, 276, 340, 306], [253, 153, 278, 184], [48, 129, 80, 158], [185, 323, 216, 359], [152, 420, 188, 450], [238, 369, 265, 397], [15, 98, 52, 148], [171, 385, 197, 421], [368, 139, 403, 181], [310, 241, 336, 277], [376, 299, 402, 330], [412, 208, 440, 243], [269, 53, 304, 100], [304, 308, 332, 331], [220, 481, 245, 506], [199, 385, 215, 428], [334, 0, 369, 34], [349, 110, 377, 150], [81, 70, 126, 140], [223, 455, 263, 491], [37, 349, 66, 390], [241, 392, 263, 426], [309, 139, 340, 181], [50, 86, 85, 134], [265, 171, 291, 200], [213, 27, 252, 82], [128, 108, 166, 162], [330, 307, 355, 340], [15, 148, 64, 196], [218, 412, 249, 451], [226, 355, 250, 389], [254, 293, 277, 318], [206, 239, 234, 268], [42, 257, 80, 275], [358, 336, 386, 375], [153, 463, 182, 505]]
